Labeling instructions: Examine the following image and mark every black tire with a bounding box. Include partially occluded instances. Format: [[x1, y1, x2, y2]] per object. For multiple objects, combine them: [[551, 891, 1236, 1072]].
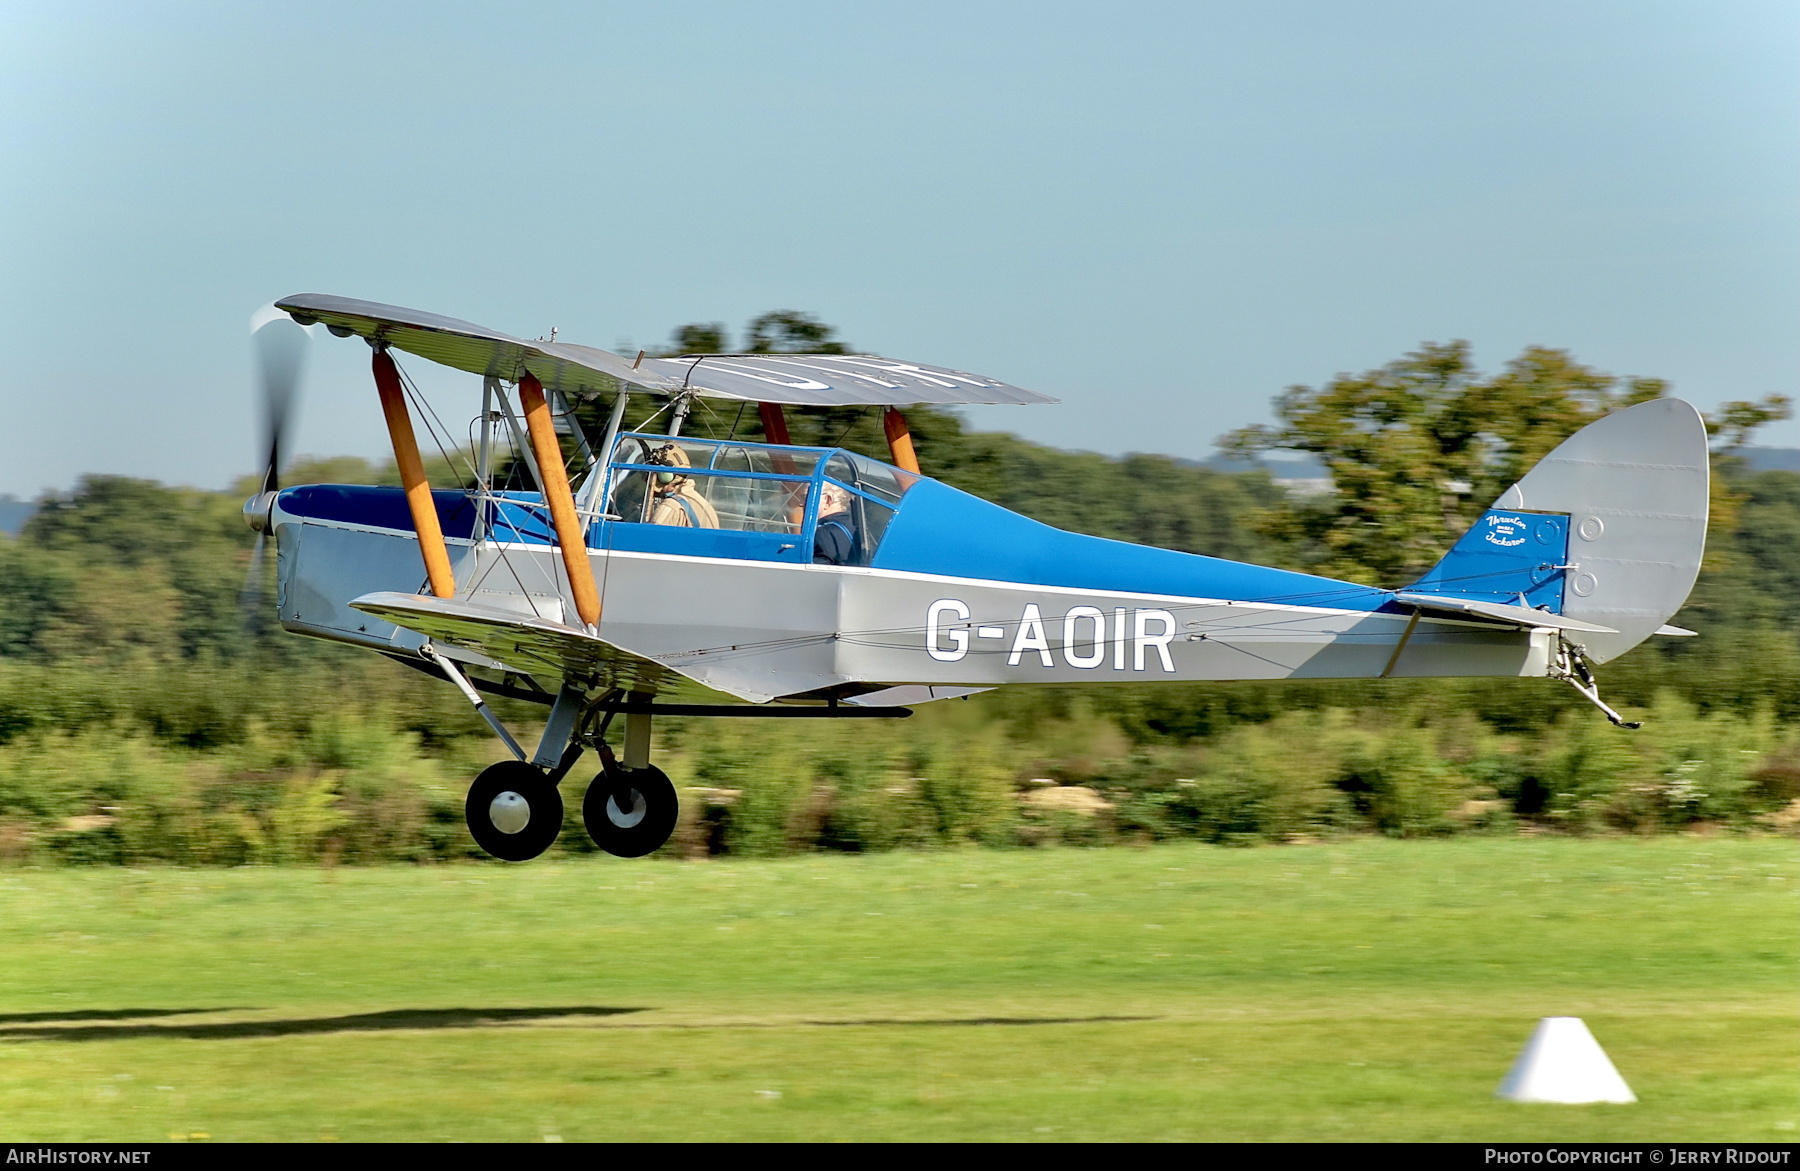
[[466, 760, 563, 862], [583, 765, 678, 858]]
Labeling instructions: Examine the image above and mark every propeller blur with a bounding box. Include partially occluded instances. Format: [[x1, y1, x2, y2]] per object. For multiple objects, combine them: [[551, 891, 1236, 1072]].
[[241, 306, 317, 626]]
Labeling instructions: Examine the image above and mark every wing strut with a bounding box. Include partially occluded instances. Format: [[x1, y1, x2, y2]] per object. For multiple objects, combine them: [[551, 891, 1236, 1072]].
[[757, 403, 809, 526], [373, 347, 456, 599], [882, 407, 921, 474], [518, 371, 602, 631], [758, 402, 791, 444]]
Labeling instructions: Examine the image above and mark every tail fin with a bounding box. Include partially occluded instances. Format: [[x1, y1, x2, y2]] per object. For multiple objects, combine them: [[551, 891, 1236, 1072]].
[[1411, 397, 1709, 664]]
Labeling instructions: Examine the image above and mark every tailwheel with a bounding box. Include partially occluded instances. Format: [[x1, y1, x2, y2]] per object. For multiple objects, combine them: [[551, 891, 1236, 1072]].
[[583, 765, 678, 858], [466, 760, 564, 862]]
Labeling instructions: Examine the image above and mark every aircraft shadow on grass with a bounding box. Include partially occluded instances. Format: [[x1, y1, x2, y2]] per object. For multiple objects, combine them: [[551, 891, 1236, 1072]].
[[805, 1015, 1157, 1028], [0, 1008, 241, 1025], [0, 1008, 1157, 1042], [0, 1006, 645, 1042]]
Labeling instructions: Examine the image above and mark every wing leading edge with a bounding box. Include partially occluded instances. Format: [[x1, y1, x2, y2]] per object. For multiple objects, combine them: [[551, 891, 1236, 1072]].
[[274, 293, 1055, 407]]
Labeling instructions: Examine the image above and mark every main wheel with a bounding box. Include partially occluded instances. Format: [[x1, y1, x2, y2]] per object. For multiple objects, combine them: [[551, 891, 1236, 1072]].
[[466, 760, 563, 862], [583, 765, 678, 858]]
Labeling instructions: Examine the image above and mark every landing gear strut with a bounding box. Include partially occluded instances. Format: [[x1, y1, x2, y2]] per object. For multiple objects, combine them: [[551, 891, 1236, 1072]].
[[1551, 639, 1642, 729], [439, 663, 680, 862]]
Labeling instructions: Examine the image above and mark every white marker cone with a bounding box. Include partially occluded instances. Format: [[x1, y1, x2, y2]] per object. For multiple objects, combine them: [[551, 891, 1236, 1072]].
[[1496, 1017, 1637, 1103]]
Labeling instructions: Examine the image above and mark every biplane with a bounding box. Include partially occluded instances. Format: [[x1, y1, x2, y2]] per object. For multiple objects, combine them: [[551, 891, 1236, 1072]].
[[245, 294, 1709, 861]]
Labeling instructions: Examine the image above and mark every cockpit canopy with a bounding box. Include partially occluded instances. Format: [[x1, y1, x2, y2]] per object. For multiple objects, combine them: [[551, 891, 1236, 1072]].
[[597, 433, 920, 566]]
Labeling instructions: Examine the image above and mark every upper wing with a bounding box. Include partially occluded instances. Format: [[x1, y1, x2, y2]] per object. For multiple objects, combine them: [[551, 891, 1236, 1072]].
[[276, 293, 674, 400], [631, 353, 1056, 407], [274, 293, 1054, 407], [1391, 591, 1619, 635]]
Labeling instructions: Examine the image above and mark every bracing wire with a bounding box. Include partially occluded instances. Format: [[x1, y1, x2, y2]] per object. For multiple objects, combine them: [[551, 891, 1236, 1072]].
[[830, 407, 871, 448], [394, 357, 543, 605], [393, 358, 483, 490], [633, 397, 677, 434]]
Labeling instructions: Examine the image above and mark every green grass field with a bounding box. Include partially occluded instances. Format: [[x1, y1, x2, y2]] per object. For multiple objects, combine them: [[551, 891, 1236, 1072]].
[[0, 837, 1794, 1142]]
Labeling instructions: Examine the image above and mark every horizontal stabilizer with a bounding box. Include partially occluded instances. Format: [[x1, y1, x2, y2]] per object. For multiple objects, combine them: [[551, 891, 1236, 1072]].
[[1654, 624, 1698, 637], [1391, 592, 1619, 634]]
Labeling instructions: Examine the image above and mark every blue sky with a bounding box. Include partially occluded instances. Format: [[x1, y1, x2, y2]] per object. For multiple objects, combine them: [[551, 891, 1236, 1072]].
[[2, 1, 1795, 498]]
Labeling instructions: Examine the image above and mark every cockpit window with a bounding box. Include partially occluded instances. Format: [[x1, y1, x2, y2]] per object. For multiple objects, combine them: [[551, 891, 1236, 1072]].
[[833, 451, 919, 504], [607, 436, 821, 480], [819, 454, 906, 566], [601, 433, 910, 565], [606, 436, 811, 533]]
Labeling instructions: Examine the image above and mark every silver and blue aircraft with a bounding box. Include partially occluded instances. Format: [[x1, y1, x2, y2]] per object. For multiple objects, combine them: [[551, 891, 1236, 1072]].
[[245, 294, 1709, 861]]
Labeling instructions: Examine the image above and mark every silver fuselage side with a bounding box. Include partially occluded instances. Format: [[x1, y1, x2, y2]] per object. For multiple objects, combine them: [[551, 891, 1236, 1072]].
[[274, 505, 1552, 702]]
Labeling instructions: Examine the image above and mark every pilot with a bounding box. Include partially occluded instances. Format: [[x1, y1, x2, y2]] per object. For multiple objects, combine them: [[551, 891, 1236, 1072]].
[[645, 444, 720, 528], [812, 482, 857, 564]]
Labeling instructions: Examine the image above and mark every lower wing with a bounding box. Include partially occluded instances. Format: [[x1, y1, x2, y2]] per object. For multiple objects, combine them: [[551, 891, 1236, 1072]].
[[349, 591, 736, 701]]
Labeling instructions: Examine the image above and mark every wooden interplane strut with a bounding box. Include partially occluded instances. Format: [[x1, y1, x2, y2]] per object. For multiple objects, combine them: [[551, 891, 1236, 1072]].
[[757, 402, 791, 446], [371, 347, 455, 599], [882, 407, 920, 474], [518, 372, 602, 629], [757, 402, 808, 526]]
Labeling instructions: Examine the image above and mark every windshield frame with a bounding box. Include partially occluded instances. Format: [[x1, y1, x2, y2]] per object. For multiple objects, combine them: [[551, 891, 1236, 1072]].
[[599, 432, 916, 564]]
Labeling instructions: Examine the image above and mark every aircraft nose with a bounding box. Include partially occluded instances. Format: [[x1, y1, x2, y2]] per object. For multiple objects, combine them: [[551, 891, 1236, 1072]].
[[243, 491, 277, 533]]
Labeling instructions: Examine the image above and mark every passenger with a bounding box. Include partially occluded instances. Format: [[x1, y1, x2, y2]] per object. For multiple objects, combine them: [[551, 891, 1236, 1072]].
[[645, 444, 720, 528], [813, 482, 857, 564]]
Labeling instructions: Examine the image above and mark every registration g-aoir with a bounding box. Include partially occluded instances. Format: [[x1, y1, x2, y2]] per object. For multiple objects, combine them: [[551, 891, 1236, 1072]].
[[242, 295, 1709, 861]]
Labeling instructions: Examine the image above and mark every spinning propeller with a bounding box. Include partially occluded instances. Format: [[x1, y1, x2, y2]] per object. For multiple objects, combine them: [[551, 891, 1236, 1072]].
[[241, 305, 316, 626]]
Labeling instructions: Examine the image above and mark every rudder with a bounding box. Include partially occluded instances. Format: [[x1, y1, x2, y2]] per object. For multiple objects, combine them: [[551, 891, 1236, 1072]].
[[1496, 398, 1708, 662]]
